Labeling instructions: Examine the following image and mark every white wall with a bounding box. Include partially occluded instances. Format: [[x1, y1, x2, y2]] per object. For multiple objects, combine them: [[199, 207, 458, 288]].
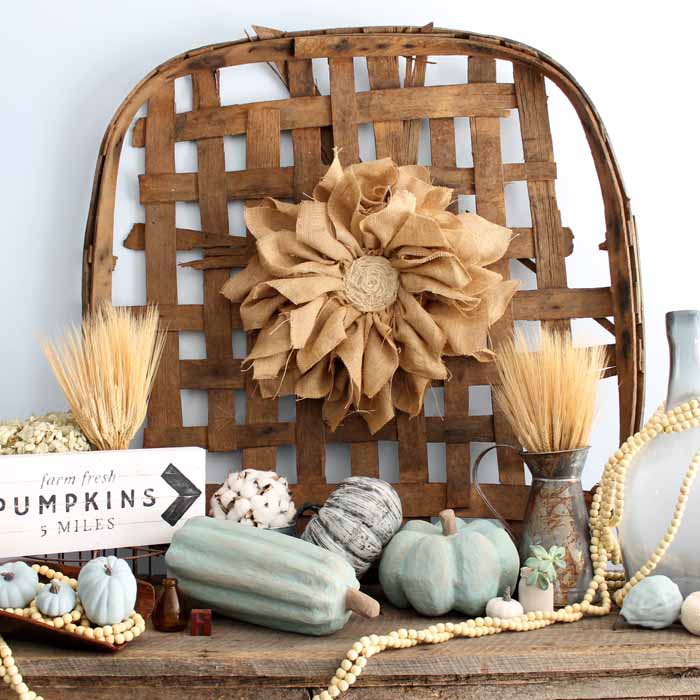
[[1, 0, 697, 491]]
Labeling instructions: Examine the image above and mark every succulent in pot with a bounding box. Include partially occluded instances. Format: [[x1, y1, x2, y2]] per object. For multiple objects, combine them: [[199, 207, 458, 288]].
[[517, 544, 565, 613]]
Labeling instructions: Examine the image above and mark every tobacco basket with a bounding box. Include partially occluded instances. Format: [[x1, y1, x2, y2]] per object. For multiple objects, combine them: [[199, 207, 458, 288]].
[[82, 25, 644, 527]]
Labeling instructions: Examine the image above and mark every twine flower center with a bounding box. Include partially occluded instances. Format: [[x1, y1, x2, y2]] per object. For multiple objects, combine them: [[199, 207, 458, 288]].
[[344, 255, 400, 313]]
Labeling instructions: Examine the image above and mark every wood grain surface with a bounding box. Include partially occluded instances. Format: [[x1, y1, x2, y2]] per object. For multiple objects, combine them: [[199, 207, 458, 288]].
[[8, 600, 699, 699]]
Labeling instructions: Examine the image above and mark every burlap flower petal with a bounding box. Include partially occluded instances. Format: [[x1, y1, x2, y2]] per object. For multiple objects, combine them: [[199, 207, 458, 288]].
[[384, 212, 449, 254], [267, 276, 344, 305], [239, 287, 286, 330], [428, 300, 492, 358], [359, 190, 415, 250], [244, 199, 298, 239], [220, 255, 268, 303], [289, 297, 326, 349], [359, 383, 395, 434], [392, 369, 431, 418], [362, 316, 399, 399], [296, 200, 355, 262], [296, 357, 334, 399], [257, 231, 341, 278]]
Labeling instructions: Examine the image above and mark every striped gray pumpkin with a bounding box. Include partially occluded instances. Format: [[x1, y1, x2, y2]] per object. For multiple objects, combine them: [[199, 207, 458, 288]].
[[301, 477, 402, 576]]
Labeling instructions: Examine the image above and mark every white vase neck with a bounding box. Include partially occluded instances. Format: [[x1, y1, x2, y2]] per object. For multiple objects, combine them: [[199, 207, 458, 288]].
[[666, 310, 700, 409]]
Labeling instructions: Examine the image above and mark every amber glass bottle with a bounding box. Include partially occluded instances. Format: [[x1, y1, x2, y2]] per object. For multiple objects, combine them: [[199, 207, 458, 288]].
[[152, 577, 188, 632]]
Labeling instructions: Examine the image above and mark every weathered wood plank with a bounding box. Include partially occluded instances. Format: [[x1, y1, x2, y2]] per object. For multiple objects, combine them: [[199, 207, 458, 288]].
[[132, 82, 517, 146], [180, 359, 244, 390], [124, 223, 248, 253], [329, 58, 360, 165], [193, 69, 235, 452], [396, 411, 429, 484], [124, 288, 611, 336], [366, 56, 405, 162], [138, 161, 557, 204], [514, 63, 570, 336], [244, 108, 281, 469], [12, 608, 700, 700], [287, 59, 325, 199], [124, 221, 573, 261], [144, 82, 182, 429], [469, 55, 521, 486]]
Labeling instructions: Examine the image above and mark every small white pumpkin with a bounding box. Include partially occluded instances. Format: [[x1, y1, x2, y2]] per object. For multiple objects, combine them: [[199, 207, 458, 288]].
[[36, 580, 76, 618], [0, 561, 39, 608], [681, 591, 700, 636], [485, 587, 524, 619], [78, 556, 137, 626]]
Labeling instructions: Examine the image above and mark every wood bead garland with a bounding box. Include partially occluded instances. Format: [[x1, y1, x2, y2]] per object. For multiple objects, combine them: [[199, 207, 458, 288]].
[[313, 401, 700, 699]]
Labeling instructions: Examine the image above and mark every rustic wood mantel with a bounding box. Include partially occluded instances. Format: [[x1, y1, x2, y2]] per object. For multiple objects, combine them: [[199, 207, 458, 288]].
[[9, 603, 700, 699]]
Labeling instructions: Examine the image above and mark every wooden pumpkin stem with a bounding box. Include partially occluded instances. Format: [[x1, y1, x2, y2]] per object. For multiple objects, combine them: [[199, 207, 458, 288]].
[[104, 564, 113, 576], [0, 572, 14, 582], [345, 588, 380, 619], [503, 586, 512, 602], [439, 509, 458, 536], [49, 580, 61, 594]]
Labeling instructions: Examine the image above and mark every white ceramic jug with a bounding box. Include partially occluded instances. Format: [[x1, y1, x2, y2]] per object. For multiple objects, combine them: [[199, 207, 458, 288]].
[[619, 310, 700, 597]]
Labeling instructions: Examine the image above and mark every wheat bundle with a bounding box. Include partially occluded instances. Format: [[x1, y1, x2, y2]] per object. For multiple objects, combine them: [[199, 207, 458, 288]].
[[41, 304, 166, 450], [493, 329, 606, 453]]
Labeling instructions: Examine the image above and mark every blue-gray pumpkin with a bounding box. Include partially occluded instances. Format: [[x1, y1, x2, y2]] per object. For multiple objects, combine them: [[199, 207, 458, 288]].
[[78, 556, 137, 626], [36, 579, 76, 618], [0, 561, 39, 608], [379, 509, 519, 616], [621, 575, 683, 629]]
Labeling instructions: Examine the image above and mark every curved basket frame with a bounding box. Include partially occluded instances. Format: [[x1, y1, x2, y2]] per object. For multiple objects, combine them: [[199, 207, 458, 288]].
[[82, 26, 644, 524]]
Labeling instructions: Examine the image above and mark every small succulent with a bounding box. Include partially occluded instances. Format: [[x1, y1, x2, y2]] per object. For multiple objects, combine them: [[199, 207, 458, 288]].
[[523, 544, 566, 590]]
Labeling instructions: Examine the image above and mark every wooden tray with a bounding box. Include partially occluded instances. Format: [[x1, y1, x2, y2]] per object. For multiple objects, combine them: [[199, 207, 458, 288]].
[[0, 562, 155, 653], [82, 25, 644, 526]]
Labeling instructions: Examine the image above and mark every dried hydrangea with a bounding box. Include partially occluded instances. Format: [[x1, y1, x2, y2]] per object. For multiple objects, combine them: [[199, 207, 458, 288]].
[[0, 412, 91, 455]]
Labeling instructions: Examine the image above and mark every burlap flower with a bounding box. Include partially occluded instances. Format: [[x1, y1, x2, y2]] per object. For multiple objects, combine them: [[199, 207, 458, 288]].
[[221, 153, 519, 434]]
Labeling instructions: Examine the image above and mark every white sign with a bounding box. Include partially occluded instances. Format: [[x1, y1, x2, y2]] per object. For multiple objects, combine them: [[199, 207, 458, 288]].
[[0, 447, 206, 559]]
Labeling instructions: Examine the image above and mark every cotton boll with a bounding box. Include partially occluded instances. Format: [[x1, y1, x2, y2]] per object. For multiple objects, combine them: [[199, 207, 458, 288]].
[[212, 470, 296, 528], [229, 497, 251, 521]]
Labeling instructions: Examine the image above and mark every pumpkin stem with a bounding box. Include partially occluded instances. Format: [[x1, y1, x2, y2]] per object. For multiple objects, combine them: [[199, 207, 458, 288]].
[[0, 572, 14, 582], [345, 587, 380, 619], [49, 580, 61, 594], [503, 586, 512, 602], [104, 564, 113, 576], [439, 509, 458, 536]]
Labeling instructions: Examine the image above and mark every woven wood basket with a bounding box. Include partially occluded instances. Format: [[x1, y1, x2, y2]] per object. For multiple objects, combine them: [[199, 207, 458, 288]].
[[82, 25, 644, 525]]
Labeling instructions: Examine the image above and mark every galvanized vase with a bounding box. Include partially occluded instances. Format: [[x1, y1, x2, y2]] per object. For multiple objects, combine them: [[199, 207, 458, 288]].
[[473, 445, 593, 607], [519, 448, 593, 607]]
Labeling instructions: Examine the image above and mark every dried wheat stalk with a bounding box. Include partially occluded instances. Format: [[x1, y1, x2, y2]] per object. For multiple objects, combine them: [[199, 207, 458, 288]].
[[41, 304, 166, 450], [493, 329, 606, 453]]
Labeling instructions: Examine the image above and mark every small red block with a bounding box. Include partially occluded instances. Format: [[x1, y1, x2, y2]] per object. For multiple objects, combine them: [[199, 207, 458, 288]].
[[190, 608, 212, 636]]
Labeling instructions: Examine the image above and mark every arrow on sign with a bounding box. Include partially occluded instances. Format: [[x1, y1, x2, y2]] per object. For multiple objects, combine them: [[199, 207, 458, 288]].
[[161, 464, 202, 526]]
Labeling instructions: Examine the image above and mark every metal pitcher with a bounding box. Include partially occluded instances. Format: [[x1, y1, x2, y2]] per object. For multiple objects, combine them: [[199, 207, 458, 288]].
[[472, 445, 593, 607]]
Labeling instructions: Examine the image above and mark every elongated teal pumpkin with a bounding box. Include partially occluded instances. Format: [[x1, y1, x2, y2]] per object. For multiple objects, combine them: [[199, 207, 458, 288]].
[[166, 516, 380, 636], [379, 509, 519, 616]]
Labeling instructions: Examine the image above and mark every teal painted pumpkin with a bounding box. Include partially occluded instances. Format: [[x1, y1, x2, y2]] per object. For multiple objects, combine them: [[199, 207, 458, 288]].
[[166, 516, 380, 636], [78, 556, 137, 626], [0, 561, 39, 608], [621, 575, 683, 629], [36, 580, 76, 618], [379, 509, 519, 616]]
